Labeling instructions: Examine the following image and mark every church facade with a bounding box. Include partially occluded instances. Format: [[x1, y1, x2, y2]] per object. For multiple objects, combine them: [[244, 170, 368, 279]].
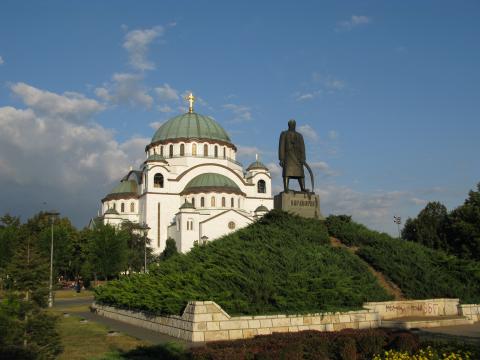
[[93, 95, 273, 253]]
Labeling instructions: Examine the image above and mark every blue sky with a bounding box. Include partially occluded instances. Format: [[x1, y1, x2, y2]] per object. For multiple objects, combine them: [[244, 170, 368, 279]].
[[0, 0, 479, 234]]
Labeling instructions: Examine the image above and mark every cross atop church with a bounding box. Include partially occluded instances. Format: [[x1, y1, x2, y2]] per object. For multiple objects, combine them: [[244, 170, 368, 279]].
[[186, 92, 195, 113]]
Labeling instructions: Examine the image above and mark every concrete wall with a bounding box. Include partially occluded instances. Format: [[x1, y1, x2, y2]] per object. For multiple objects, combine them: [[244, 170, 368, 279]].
[[458, 304, 480, 322], [364, 299, 459, 320]]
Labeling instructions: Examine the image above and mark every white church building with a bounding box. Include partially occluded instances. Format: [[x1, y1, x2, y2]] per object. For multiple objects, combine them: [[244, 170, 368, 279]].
[[92, 94, 273, 253]]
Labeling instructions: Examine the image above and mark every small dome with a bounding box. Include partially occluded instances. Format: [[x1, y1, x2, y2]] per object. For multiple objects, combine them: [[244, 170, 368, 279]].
[[247, 160, 269, 171], [254, 205, 269, 213], [151, 112, 232, 145], [104, 208, 119, 215], [145, 154, 167, 163], [179, 201, 195, 210], [181, 173, 244, 195], [102, 180, 138, 201]]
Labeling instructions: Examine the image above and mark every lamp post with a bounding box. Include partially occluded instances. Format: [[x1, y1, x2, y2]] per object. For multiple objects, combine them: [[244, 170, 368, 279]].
[[393, 215, 402, 239], [45, 211, 59, 308], [141, 223, 151, 273]]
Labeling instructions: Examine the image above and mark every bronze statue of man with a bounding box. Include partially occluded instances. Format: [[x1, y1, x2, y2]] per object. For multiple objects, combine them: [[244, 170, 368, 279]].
[[279, 119, 307, 192]]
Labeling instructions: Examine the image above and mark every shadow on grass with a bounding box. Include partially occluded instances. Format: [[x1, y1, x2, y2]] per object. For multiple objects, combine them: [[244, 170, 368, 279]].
[[100, 342, 190, 360]]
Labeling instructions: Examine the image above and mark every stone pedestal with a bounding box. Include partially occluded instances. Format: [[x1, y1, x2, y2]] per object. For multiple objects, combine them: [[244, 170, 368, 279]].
[[274, 191, 323, 219]]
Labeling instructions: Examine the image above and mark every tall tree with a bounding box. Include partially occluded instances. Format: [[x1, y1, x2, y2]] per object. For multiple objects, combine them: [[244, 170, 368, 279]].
[[120, 221, 155, 273]]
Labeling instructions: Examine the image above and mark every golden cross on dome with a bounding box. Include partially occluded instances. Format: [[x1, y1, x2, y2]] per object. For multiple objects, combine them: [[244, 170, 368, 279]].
[[186, 92, 195, 113]]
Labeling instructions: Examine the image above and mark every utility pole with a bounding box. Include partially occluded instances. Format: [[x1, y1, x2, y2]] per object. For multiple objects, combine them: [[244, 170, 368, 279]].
[[45, 211, 59, 308], [141, 223, 151, 273]]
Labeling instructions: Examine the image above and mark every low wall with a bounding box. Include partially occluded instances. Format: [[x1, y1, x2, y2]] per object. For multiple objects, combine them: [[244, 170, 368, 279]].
[[458, 304, 480, 322], [93, 298, 477, 343], [363, 299, 459, 320], [92, 301, 380, 342]]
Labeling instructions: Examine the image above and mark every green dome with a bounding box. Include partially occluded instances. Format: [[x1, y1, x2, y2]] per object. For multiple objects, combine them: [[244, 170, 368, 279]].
[[145, 154, 167, 163], [179, 201, 195, 210], [247, 160, 269, 171], [104, 208, 119, 215], [151, 113, 232, 144], [255, 205, 269, 213], [102, 180, 138, 201], [181, 173, 244, 195]]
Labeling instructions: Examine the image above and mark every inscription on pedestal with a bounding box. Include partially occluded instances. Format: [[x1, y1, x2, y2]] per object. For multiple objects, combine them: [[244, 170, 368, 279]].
[[274, 192, 323, 219]]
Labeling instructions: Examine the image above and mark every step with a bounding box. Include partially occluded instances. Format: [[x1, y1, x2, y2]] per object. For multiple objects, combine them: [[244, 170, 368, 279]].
[[381, 316, 474, 329]]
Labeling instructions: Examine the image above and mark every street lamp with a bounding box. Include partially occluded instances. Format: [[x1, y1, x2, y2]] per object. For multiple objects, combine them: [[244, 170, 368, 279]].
[[140, 223, 151, 273], [45, 211, 59, 308], [393, 215, 402, 239], [201, 235, 208, 245]]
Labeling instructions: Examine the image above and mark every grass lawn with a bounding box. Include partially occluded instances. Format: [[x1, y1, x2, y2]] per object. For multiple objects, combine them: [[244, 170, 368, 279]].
[[50, 305, 149, 360], [55, 289, 94, 299]]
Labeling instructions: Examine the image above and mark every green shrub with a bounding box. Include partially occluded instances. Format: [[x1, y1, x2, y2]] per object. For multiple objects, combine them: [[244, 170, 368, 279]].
[[95, 210, 392, 315], [325, 215, 391, 247]]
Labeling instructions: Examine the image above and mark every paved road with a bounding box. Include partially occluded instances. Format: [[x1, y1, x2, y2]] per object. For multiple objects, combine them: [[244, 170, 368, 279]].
[[54, 297, 191, 346]]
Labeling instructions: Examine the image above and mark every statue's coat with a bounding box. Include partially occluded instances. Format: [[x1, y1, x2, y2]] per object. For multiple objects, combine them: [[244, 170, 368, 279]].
[[279, 129, 305, 178]]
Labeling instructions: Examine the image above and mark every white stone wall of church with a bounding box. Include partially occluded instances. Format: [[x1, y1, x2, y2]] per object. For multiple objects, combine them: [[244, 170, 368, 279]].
[[199, 211, 253, 244]]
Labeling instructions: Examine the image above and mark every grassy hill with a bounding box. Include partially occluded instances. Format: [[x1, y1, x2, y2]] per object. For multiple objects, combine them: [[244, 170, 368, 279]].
[[94, 211, 392, 316], [94, 211, 480, 316]]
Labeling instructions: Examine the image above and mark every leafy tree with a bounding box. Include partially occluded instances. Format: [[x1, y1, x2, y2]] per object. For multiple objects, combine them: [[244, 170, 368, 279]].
[[85, 224, 128, 280], [120, 221, 155, 273], [447, 183, 480, 261], [160, 237, 178, 260], [402, 202, 448, 250], [0, 214, 21, 290]]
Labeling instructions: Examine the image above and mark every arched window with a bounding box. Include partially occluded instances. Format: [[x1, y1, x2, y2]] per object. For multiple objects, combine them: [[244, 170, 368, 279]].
[[191, 198, 195, 208], [238, 198, 241, 208], [130, 202, 135, 212], [222, 197, 226, 207], [192, 143, 197, 156], [257, 180, 266, 194], [160, 146, 164, 156], [214, 145, 218, 158], [113, 203, 116, 210], [201, 197, 205, 208], [154, 173, 164, 188], [187, 219, 194, 231], [169, 144, 174, 158], [180, 143, 185, 156], [211, 196, 216, 207], [121, 203, 125, 213], [231, 198, 234, 208], [223, 147, 226, 159], [204, 144, 208, 157]]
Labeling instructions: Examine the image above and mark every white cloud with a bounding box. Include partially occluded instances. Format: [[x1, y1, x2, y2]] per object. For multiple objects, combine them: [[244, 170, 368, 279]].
[[309, 161, 339, 177], [410, 197, 428, 206], [236, 145, 261, 157], [123, 26, 164, 71], [0, 56, 4, 65], [325, 79, 345, 91], [149, 121, 164, 130], [154, 83, 179, 101], [266, 162, 282, 177], [328, 130, 338, 140], [336, 15, 371, 31], [223, 103, 252, 123], [95, 73, 153, 108], [0, 84, 150, 226], [157, 105, 173, 113], [12, 82, 104, 123], [297, 124, 319, 142]]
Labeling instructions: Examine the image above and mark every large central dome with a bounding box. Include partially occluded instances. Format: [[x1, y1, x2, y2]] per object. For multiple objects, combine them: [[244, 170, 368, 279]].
[[151, 112, 232, 144]]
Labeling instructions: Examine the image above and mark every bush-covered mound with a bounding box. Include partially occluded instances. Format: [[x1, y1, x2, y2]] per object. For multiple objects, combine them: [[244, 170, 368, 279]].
[[95, 211, 392, 315], [326, 215, 480, 303]]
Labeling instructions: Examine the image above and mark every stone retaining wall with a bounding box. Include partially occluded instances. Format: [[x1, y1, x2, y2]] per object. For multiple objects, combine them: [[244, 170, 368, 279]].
[[92, 301, 380, 342], [458, 304, 480, 322], [93, 298, 477, 343], [363, 299, 459, 320]]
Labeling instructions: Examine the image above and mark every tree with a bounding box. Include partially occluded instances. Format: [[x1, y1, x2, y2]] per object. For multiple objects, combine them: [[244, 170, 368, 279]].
[[85, 224, 128, 280], [0, 214, 21, 291], [0, 233, 62, 359], [447, 183, 480, 261], [120, 221, 155, 273], [401, 202, 448, 250], [160, 238, 178, 260]]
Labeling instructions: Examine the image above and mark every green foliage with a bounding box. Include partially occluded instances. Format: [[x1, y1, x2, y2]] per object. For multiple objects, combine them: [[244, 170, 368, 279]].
[[120, 221, 155, 273], [95, 210, 392, 315], [160, 238, 178, 261], [326, 214, 480, 302], [84, 224, 129, 280]]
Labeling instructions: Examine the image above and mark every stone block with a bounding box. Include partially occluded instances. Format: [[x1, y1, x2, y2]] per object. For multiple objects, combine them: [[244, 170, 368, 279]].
[[325, 324, 334, 332], [333, 323, 348, 331], [298, 325, 310, 331], [290, 317, 303, 326], [274, 192, 322, 219], [242, 329, 258, 338], [194, 305, 207, 314], [204, 330, 229, 342], [271, 326, 289, 334], [271, 317, 291, 327], [206, 304, 221, 313], [195, 313, 213, 322], [257, 328, 272, 335], [248, 320, 260, 328], [303, 317, 312, 325], [229, 329, 244, 340], [219, 320, 249, 330], [193, 322, 207, 331], [339, 315, 351, 323], [206, 322, 220, 331], [260, 319, 273, 328], [310, 324, 326, 332], [212, 313, 229, 321], [288, 326, 299, 332]]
